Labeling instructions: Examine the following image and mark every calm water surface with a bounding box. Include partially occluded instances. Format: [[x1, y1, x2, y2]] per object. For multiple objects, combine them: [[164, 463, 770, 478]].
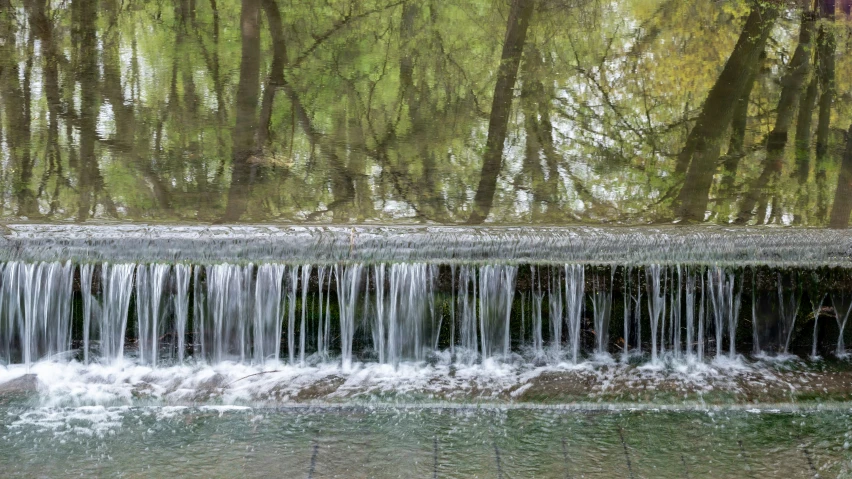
[[0, 0, 850, 226], [1, 406, 851, 478]]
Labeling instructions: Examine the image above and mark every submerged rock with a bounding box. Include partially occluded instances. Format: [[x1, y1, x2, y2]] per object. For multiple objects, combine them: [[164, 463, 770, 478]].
[[0, 374, 41, 403]]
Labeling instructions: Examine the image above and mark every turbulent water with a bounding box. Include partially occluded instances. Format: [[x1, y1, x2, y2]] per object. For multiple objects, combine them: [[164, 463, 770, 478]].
[[2, 225, 852, 370]]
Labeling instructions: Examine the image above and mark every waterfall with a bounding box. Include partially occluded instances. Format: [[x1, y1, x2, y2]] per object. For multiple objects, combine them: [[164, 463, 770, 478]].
[[478, 265, 517, 359], [99, 263, 135, 362], [458, 266, 478, 360], [591, 269, 613, 356], [565, 265, 584, 364], [300, 265, 311, 366], [549, 266, 564, 356], [832, 292, 852, 356], [174, 264, 190, 362], [531, 266, 544, 357], [685, 269, 697, 361], [286, 267, 298, 364], [135, 264, 170, 365], [778, 271, 802, 354], [386, 263, 434, 365], [623, 266, 631, 357], [1, 256, 849, 368], [671, 266, 683, 358], [1, 261, 75, 366], [810, 293, 826, 358], [201, 264, 255, 362], [253, 264, 286, 364], [646, 265, 665, 362], [81, 264, 94, 364], [708, 267, 742, 358], [336, 264, 364, 369], [372, 265, 386, 364]]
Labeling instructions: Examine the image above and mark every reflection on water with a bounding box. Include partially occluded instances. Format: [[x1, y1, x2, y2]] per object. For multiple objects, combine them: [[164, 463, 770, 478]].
[[0, 0, 851, 226], [1, 406, 851, 478]]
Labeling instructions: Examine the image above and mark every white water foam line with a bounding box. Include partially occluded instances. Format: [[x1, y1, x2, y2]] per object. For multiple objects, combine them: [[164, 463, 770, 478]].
[[0, 354, 841, 408], [3, 224, 852, 266]]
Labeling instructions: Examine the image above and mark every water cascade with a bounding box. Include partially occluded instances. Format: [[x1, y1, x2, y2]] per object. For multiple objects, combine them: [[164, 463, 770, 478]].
[[1, 249, 851, 367], [833, 292, 852, 355], [591, 270, 613, 356], [707, 267, 743, 359], [778, 271, 802, 354]]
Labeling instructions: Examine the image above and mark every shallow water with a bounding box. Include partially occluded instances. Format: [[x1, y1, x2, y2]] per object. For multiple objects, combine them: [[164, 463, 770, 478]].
[[1, 406, 850, 478]]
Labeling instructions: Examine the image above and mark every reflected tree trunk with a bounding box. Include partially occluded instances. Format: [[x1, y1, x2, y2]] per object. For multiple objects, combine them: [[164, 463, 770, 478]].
[[736, 9, 816, 224], [814, 0, 836, 223], [221, 0, 262, 222], [74, 0, 106, 221], [257, 0, 288, 147], [673, 6, 778, 222], [0, 1, 37, 217], [467, 0, 534, 224], [829, 125, 852, 228]]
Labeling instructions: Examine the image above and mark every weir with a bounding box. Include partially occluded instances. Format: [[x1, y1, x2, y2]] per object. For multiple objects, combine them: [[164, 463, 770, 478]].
[[2, 225, 851, 368]]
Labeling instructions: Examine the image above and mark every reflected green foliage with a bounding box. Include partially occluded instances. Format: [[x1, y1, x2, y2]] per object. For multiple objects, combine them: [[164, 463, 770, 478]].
[[0, 0, 851, 225]]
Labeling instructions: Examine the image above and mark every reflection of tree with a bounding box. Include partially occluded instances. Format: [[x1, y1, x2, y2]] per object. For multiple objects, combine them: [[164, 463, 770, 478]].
[[673, 5, 778, 222], [736, 8, 816, 224], [468, 0, 534, 224], [1, 0, 852, 226], [222, 0, 262, 222], [829, 125, 852, 227], [1, 0, 36, 217]]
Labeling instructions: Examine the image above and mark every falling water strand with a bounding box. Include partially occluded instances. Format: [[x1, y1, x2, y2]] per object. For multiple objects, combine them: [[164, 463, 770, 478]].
[[174, 264, 191, 362], [80, 264, 94, 364], [646, 265, 664, 363], [832, 292, 852, 356], [336, 264, 364, 369], [565, 265, 585, 364]]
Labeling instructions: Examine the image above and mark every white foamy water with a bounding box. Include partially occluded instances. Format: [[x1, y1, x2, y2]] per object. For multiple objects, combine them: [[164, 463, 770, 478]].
[[0, 353, 829, 408]]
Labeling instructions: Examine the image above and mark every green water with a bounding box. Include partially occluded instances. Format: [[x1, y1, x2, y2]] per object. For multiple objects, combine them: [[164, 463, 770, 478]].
[[0, 0, 850, 226], [1, 406, 850, 478]]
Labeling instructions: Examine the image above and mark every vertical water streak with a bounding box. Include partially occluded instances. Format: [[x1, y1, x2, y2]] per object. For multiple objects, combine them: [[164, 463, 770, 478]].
[[449, 264, 456, 356], [531, 266, 544, 356], [430, 264, 441, 351], [549, 266, 564, 355], [673, 265, 683, 358], [646, 265, 664, 362], [458, 266, 478, 359], [832, 292, 852, 355], [193, 266, 206, 360], [591, 269, 612, 355], [698, 270, 705, 362], [173, 264, 191, 362], [317, 266, 328, 359], [135, 263, 170, 365], [727, 271, 743, 359], [478, 265, 517, 359], [81, 264, 94, 364], [708, 267, 726, 358], [623, 266, 631, 357], [336, 263, 364, 369], [634, 268, 643, 354], [372, 265, 386, 363], [287, 266, 299, 364], [253, 264, 285, 363], [300, 264, 312, 366], [810, 293, 826, 358], [565, 264, 585, 364], [203, 263, 255, 363], [685, 268, 696, 360], [777, 271, 801, 354], [751, 269, 760, 355], [99, 263, 135, 362]]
